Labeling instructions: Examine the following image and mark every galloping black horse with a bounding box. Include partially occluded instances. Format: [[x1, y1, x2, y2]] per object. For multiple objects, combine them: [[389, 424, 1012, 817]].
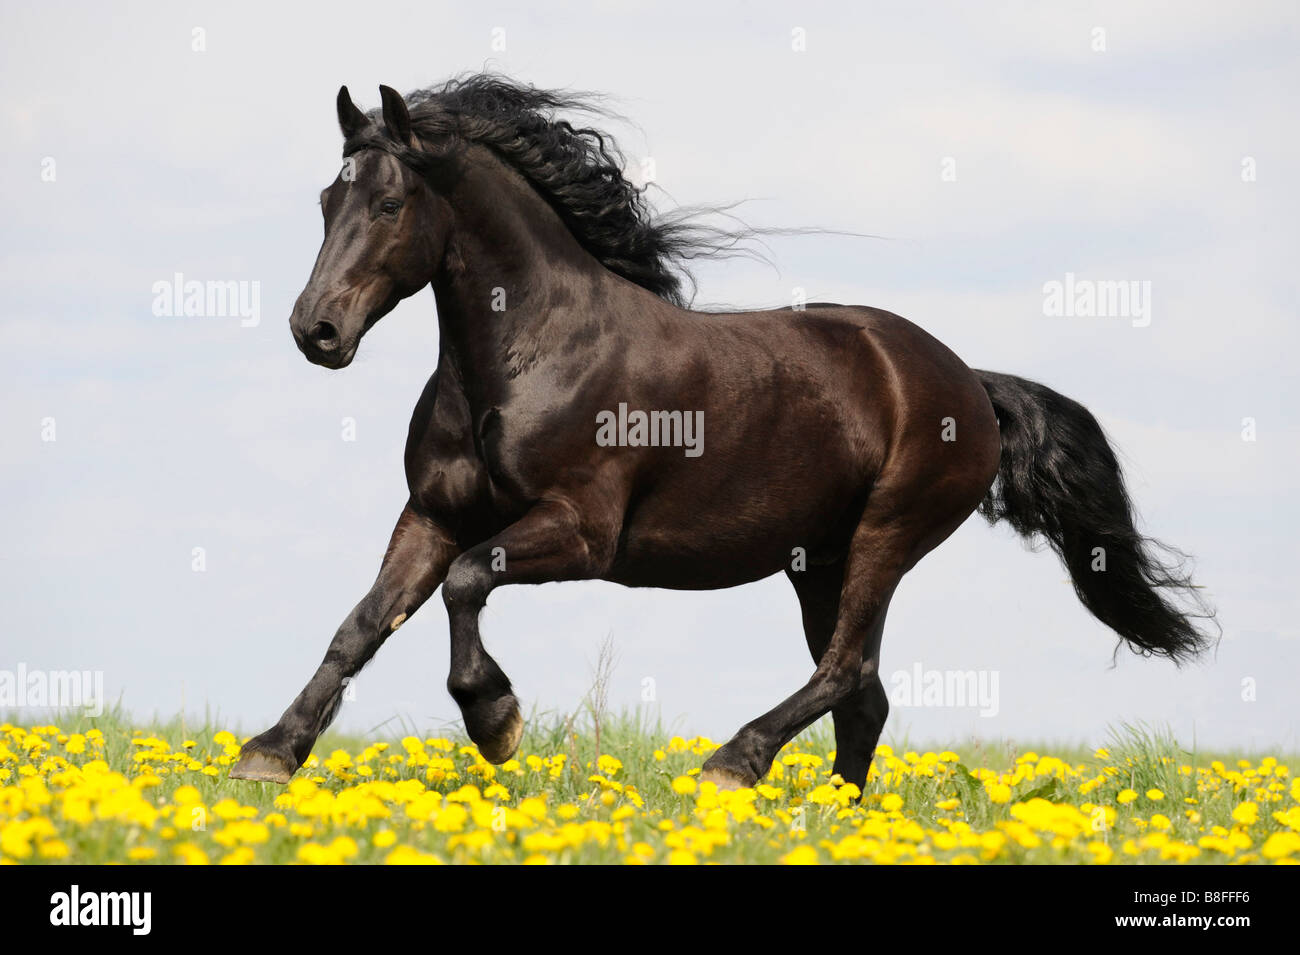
[[231, 76, 1214, 790]]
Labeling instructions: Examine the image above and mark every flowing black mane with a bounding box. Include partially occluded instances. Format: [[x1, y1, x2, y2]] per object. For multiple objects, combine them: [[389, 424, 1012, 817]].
[[346, 73, 743, 307]]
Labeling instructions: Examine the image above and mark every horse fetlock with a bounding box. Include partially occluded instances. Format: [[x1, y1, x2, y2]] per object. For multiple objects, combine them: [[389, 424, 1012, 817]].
[[829, 756, 871, 794]]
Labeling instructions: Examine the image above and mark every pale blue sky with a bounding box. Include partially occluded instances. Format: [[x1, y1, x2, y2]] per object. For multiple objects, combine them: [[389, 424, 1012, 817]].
[[1, 0, 1296, 752]]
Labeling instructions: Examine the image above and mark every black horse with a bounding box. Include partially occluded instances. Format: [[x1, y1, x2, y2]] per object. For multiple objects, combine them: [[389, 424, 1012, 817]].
[[231, 75, 1214, 790]]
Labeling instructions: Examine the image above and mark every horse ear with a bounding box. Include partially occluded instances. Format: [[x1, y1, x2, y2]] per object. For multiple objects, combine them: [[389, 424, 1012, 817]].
[[378, 85, 413, 145], [337, 85, 369, 139]]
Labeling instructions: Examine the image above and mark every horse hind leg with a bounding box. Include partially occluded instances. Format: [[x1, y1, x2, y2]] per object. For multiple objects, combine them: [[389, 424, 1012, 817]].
[[700, 507, 912, 789], [831, 652, 890, 792], [781, 562, 892, 793], [703, 444, 990, 790]]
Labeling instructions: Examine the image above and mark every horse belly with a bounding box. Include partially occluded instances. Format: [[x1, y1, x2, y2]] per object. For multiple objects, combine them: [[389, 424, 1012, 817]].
[[605, 466, 864, 590]]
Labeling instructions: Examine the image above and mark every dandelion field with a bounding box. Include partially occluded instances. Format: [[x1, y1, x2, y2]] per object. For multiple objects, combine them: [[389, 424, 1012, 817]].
[[2, 710, 1297, 866]]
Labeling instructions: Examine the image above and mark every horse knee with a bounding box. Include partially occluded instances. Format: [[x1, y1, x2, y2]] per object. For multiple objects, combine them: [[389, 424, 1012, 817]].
[[442, 557, 493, 608]]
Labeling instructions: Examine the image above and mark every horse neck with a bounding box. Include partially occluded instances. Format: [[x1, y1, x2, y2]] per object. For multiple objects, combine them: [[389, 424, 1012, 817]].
[[431, 146, 614, 396]]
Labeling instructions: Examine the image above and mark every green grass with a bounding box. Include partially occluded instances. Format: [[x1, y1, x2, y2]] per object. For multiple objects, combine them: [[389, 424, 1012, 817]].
[[2, 705, 1295, 864]]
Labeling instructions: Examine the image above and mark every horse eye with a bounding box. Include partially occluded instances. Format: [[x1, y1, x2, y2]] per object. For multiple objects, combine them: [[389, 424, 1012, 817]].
[[380, 199, 402, 215]]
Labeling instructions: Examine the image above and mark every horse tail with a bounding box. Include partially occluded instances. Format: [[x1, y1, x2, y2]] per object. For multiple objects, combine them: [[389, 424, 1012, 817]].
[[974, 370, 1217, 664]]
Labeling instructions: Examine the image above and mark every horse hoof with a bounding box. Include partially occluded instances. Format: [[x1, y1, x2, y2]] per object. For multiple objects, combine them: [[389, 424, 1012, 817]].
[[476, 703, 524, 764], [699, 767, 754, 791], [229, 747, 297, 784]]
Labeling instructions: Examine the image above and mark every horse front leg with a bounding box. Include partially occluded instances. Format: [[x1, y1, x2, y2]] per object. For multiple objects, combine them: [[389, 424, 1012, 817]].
[[230, 502, 458, 783], [441, 498, 610, 763]]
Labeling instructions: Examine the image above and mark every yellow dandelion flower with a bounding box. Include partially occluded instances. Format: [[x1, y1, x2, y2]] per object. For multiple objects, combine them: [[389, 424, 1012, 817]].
[[986, 783, 1012, 804], [1232, 802, 1259, 826], [173, 842, 209, 865], [782, 844, 819, 865], [1262, 832, 1300, 860], [385, 845, 443, 865]]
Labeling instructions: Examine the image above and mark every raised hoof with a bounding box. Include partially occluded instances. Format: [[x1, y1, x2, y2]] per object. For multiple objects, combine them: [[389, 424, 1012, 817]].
[[475, 703, 524, 764], [229, 747, 297, 784], [699, 767, 754, 791]]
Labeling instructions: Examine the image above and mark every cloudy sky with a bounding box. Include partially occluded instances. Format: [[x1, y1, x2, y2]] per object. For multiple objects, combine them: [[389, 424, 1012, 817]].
[[2, 0, 1296, 754]]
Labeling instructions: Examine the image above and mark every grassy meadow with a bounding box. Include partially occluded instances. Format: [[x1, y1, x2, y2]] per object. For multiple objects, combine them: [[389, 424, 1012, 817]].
[[1, 706, 1296, 865]]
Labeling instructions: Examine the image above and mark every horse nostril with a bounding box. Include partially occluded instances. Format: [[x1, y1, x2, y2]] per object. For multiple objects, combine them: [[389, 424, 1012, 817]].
[[308, 320, 340, 351]]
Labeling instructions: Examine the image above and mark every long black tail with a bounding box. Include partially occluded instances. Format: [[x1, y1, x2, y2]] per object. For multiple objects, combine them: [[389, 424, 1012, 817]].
[[975, 370, 1217, 664]]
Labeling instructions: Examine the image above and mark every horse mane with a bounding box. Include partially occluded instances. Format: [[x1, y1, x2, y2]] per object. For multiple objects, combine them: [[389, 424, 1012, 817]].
[[352, 72, 761, 308]]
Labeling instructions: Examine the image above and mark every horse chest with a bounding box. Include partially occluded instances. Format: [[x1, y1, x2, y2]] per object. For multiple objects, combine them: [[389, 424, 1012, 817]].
[[403, 390, 537, 533]]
